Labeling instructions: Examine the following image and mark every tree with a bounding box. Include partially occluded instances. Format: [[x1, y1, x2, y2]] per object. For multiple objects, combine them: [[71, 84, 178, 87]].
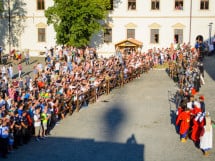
[[0, 0, 3, 13], [45, 0, 111, 47]]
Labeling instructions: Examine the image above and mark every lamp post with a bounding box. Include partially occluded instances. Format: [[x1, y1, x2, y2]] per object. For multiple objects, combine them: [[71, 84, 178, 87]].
[[7, 0, 11, 55], [189, 0, 192, 43], [208, 22, 213, 44], [8, 0, 11, 56]]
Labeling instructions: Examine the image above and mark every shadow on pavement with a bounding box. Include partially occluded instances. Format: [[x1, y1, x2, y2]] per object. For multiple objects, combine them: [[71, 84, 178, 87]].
[[29, 60, 38, 65], [126, 134, 137, 144], [6, 102, 144, 161], [22, 71, 32, 77], [103, 102, 126, 140], [168, 90, 178, 133], [203, 55, 215, 81], [6, 136, 144, 161]]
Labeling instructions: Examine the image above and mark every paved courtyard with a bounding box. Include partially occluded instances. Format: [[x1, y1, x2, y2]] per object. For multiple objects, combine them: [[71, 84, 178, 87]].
[[3, 55, 215, 161]]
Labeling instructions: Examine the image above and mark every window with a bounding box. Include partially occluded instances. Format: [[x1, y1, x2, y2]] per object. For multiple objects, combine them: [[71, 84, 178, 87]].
[[200, 0, 209, 10], [127, 29, 135, 39], [151, 0, 159, 10], [150, 29, 159, 43], [104, 28, 112, 43], [175, 0, 183, 10], [174, 29, 183, 44], [38, 28, 46, 42], [107, 0, 113, 10], [37, 0, 45, 10], [128, 0, 136, 10]]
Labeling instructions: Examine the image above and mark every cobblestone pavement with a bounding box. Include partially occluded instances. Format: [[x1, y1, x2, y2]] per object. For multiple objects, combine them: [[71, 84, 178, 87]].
[[3, 55, 215, 161]]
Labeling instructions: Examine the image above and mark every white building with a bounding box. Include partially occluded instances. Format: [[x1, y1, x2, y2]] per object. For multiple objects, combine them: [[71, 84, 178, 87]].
[[0, 0, 215, 56]]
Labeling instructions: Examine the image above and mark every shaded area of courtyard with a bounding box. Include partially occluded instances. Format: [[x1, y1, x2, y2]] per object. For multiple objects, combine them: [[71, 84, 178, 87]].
[[7, 136, 144, 161]]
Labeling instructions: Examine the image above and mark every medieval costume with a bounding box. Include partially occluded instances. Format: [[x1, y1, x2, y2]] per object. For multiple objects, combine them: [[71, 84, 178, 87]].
[[176, 108, 191, 142]]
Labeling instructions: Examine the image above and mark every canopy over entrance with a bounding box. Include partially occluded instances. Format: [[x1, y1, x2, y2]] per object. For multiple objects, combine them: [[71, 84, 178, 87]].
[[115, 38, 143, 55], [115, 38, 143, 49]]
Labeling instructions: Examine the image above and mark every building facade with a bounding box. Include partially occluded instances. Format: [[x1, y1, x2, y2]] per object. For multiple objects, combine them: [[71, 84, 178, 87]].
[[0, 0, 215, 56]]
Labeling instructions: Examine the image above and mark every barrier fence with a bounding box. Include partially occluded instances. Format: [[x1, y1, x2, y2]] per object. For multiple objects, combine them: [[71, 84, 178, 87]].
[[57, 64, 150, 117]]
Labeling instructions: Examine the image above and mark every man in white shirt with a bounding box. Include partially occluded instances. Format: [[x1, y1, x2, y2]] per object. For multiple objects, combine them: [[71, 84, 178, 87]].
[[44, 47, 49, 61], [55, 61, 60, 74]]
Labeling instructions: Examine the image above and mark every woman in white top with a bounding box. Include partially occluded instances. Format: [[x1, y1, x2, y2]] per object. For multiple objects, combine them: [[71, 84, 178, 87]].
[[1, 65, 6, 77], [29, 79, 33, 91], [200, 113, 213, 156], [34, 108, 41, 141], [8, 64, 13, 79]]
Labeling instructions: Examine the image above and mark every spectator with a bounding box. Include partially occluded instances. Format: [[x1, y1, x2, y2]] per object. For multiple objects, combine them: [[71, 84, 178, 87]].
[[13, 110, 22, 148], [0, 118, 9, 158], [17, 63, 22, 78], [8, 64, 13, 79], [41, 106, 49, 137], [44, 47, 49, 62], [33, 107, 41, 142], [199, 96, 205, 113], [24, 50, 30, 65], [213, 35, 215, 53], [0, 46, 2, 55], [21, 111, 29, 144], [1, 65, 6, 77]]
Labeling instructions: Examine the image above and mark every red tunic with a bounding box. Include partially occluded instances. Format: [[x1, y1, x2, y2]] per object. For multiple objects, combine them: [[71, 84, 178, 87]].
[[176, 111, 191, 135], [176, 107, 183, 121], [191, 119, 200, 142], [190, 107, 202, 120], [177, 107, 183, 115], [191, 117, 205, 142]]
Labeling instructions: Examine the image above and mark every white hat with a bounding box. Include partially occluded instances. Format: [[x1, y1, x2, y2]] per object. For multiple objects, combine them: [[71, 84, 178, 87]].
[[187, 102, 192, 109], [194, 101, 200, 108]]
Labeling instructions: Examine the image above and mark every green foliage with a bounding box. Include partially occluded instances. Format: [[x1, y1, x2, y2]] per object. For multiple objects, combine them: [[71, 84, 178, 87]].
[[45, 0, 111, 47], [0, 0, 4, 13]]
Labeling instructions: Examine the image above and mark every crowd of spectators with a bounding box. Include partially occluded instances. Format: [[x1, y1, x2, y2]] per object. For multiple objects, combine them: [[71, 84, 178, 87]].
[[0, 45, 153, 158]]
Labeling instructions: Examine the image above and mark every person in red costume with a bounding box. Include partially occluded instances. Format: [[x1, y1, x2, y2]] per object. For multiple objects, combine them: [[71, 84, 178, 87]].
[[176, 100, 186, 133], [191, 112, 205, 147], [176, 106, 191, 142], [176, 100, 184, 119]]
